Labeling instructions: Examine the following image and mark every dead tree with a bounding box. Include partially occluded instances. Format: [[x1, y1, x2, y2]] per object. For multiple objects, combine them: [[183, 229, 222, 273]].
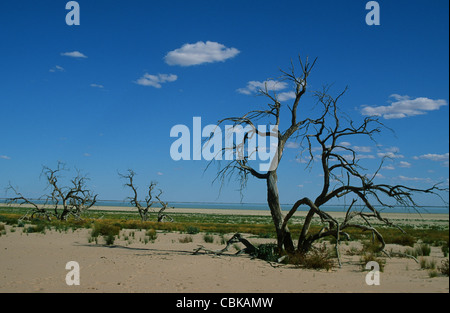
[[193, 233, 257, 256], [209, 55, 448, 257], [207, 56, 319, 253], [7, 162, 98, 221], [6, 184, 52, 221], [280, 86, 448, 264], [155, 192, 174, 223], [119, 169, 173, 222]]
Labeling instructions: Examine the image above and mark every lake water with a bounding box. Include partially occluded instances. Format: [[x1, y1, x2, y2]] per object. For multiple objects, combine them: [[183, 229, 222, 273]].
[[2, 199, 448, 214], [93, 200, 449, 214]]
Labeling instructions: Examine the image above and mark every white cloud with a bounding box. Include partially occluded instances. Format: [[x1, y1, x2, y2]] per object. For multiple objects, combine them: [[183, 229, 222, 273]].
[[49, 65, 65, 72], [382, 165, 395, 170], [342, 154, 376, 160], [278, 91, 297, 102], [0, 155, 11, 160], [165, 41, 240, 66], [286, 141, 300, 149], [61, 51, 88, 58], [398, 161, 412, 168], [157, 172, 164, 176], [237, 80, 288, 95], [90, 83, 104, 88], [83, 153, 91, 157], [352, 146, 372, 153], [377, 147, 404, 159], [339, 141, 352, 147], [413, 153, 449, 167], [135, 73, 178, 88], [357, 154, 376, 159], [397, 175, 429, 182], [377, 152, 405, 159], [361, 94, 447, 119], [384, 146, 400, 153]]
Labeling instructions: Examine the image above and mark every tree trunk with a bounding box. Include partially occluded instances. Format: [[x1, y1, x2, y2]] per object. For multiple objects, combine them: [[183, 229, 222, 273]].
[[297, 209, 315, 252], [266, 171, 295, 253]]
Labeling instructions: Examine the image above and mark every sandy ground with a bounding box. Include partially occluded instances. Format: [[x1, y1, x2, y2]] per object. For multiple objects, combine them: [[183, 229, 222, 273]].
[[0, 222, 448, 293]]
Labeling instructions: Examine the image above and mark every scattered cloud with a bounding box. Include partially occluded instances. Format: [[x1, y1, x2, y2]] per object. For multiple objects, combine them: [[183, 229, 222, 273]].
[[413, 153, 449, 167], [372, 173, 385, 179], [165, 41, 240, 66], [0, 155, 11, 160], [382, 165, 395, 170], [90, 83, 104, 88], [83, 153, 91, 157], [49, 65, 65, 72], [397, 175, 430, 182], [357, 154, 376, 159], [135, 73, 178, 88], [361, 94, 447, 119], [352, 146, 372, 153], [384, 146, 401, 153], [61, 51, 88, 58], [157, 172, 164, 176], [297, 184, 304, 188], [377, 152, 404, 159], [339, 142, 352, 147], [398, 161, 412, 168], [277, 91, 296, 102], [237, 80, 288, 95], [286, 141, 300, 149], [295, 156, 313, 164], [377, 147, 404, 159]]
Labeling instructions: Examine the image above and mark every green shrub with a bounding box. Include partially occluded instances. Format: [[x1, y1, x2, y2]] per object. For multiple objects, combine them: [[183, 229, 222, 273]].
[[146, 229, 158, 241], [405, 247, 418, 258], [386, 234, 416, 247], [289, 244, 334, 271], [362, 240, 383, 254], [104, 234, 115, 245], [91, 223, 120, 246], [203, 234, 214, 243], [0, 215, 19, 225], [179, 235, 193, 243], [255, 243, 279, 262], [416, 243, 431, 257], [360, 252, 386, 272], [442, 244, 449, 257], [438, 259, 449, 276], [186, 226, 200, 234], [91, 223, 120, 238], [420, 257, 436, 270], [24, 223, 46, 234]]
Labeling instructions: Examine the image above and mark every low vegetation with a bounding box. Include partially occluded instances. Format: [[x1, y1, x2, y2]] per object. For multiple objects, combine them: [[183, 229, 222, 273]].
[[439, 259, 449, 276], [0, 206, 448, 273]]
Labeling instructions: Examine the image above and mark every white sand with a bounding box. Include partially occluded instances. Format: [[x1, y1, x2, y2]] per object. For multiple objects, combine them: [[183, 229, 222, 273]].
[[0, 224, 448, 293]]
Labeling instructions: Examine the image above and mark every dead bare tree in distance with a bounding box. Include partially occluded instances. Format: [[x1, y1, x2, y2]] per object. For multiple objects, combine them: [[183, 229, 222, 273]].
[[7, 162, 98, 221], [209, 55, 448, 261], [119, 169, 173, 222]]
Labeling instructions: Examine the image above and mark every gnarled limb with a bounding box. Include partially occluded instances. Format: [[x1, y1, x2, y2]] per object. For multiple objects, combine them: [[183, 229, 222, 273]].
[[7, 163, 97, 221], [120, 170, 173, 222]]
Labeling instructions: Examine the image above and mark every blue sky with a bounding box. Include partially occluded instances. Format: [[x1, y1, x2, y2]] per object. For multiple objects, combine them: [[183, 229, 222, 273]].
[[0, 0, 448, 207]]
